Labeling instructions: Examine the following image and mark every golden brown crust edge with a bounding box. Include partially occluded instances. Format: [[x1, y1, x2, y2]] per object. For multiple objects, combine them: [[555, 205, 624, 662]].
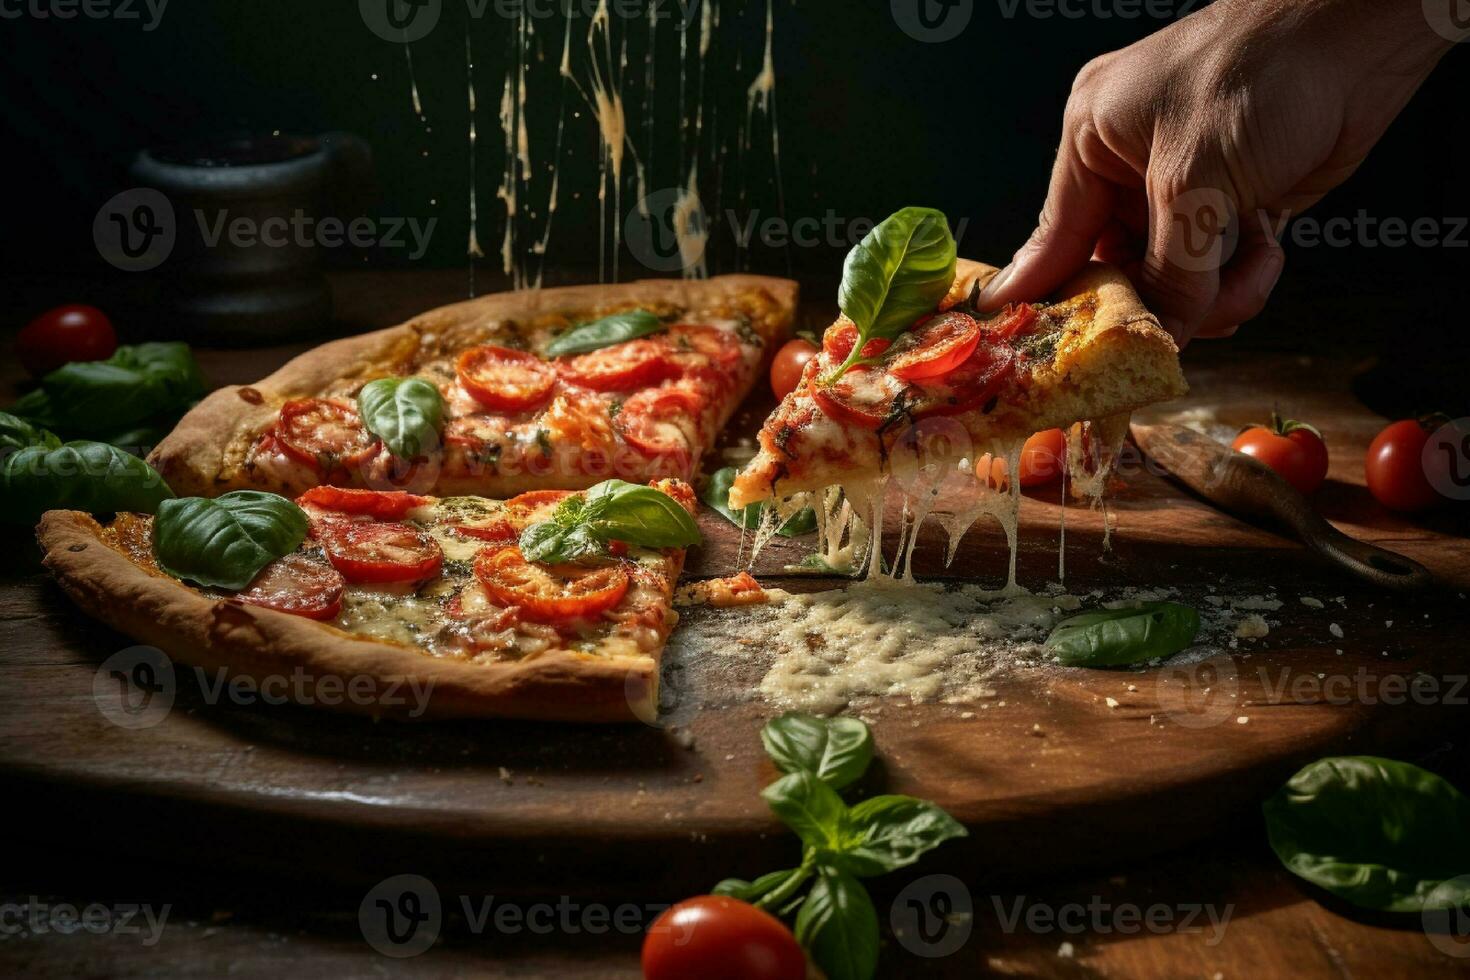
[[148, 275, 800, 498], [37, 510, 661, 723]]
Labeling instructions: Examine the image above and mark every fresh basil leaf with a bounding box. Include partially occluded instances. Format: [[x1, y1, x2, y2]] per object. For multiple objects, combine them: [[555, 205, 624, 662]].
[[545, 310, 664, 357], [761, 770, 847, 852], [581, 479, 701, 548], [795, 868, 879, 980], [1045, 601, 1199, 667], [120, 342, 208, 403], [2, 441, 174, 524], [831, 794, 969, 878], [517, 520, 602, 565], [829, 207, 956, 381], [153, 491, 308, 590], [761, 713, 874, 790], [711, 867, 802, 903], [0, 411, 60, 453], [1263, 756, 1470, 913], [14, 343, 206, 437], [358, 377, 444, 459], [703, 467, 816, 538]]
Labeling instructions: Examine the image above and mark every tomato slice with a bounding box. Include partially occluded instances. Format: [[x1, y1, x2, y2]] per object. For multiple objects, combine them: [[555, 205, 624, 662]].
[[457, 345, 557, 411], [821, 321, 891, 364], [274, 398, 378, 472], [911, 344, 1017, 418], [296, 486, 430, 520], [616, 387, 704, 459], [317, 520, 443, 583], [474, 546, 630, 623], [987, 303, 1038, 341], [451, 519, 519, 546], [665, 323, 746, 375], [503, 489, 575, 528], [557, 339, 675, 391], [887, 312, 982, 381], [235, 553, 345, 620], [811, 369, 902, 430]]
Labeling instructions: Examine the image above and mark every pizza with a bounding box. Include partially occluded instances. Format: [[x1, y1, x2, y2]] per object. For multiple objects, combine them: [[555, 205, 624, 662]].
[[727, 260, 1187, 510], [36, 482, 700, 722], [148, 276, 797, 500]]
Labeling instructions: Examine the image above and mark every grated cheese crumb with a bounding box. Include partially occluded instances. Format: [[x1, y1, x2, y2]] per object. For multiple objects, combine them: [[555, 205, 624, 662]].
[[1235, 614, 1270, 639], [1329, 623, 1344, 638]]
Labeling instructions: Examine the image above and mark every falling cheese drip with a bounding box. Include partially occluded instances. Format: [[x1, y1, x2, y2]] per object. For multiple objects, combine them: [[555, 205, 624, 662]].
[[466, 34, 485, 269]]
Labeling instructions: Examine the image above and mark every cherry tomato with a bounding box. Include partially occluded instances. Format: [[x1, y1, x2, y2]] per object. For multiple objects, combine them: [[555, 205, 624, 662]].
[[769, 338, 817, 401], [474, 546, 629, 622], [811, 370, 902, 429], [557, 339, 676, 392], [1231, 416, 1329, 495], [665, 324, 746, 377], [821, 321, 891, 364], [642, 896, 805, 980], [617, 387, 704, 460], [910, 344, 1016, 418], [1018, 428, 1067, 487], [17, 304, 117, 377], [317, 520, 443, 583], [296, 487, 430, 520], [274, 398, 379, 472], [1365, 419, 1442, 512], [457, 345, 557, 411], [985, 302, 1038, 341], [887, 312, 981, 381], [451, 520, 519, 546], [235, 553, 345, 620]]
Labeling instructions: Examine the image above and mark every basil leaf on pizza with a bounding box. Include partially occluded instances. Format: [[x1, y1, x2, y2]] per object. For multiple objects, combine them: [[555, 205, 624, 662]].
[[357, 377, 444, 459], [703, 467, 816, 538], [518, 480, 700, 563], [545, 310, 664, 357], [3, 441, 173, 523], [829, 207, 957, 382], [1045, 601, 1200, 667], [153, 491, 308, 590]]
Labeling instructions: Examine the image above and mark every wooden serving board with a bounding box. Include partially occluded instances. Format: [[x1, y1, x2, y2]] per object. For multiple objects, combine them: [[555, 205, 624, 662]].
[[2, 336, 1466, 896]]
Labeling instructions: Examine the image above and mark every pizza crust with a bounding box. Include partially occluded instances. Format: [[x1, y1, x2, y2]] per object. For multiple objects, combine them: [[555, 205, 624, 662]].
[[149, 275, 798, 499], [37, 510, 663, 723]]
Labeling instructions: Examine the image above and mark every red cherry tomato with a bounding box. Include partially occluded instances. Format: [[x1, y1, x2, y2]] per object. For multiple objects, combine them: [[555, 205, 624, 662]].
[[887, 312, 981, 381], [769, 338, 817, 401], [1231, 416, 1329, 495], [557, 339, 676, 392], [17, 304, 118, 377], [274, 398, 379, 472], [642, 896, 805, 980], [617, 387, 704, 461], [503, 489, 576, 528], [316, 520, 443, 583], [812, 370, 903, 430], [234, 553, 345, 620], [296, 487, 430, 520], [910, 343, 1016, 418], [1365, 419, 1442, 512], [665, 324, 746, 378], [985, 302, 1038, 341], [1018, 428, 1067, 487], [457, 345, 557, 411], [821, 321, 891, 364], [474, 546, 629, 623]]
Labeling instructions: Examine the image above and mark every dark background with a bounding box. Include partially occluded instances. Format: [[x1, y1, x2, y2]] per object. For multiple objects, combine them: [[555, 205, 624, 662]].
[[1, 0, 1466, 387]]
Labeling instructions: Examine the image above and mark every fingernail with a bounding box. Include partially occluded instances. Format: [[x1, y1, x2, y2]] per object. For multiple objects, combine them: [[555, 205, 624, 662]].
[[1256, 248, 1285, 298]]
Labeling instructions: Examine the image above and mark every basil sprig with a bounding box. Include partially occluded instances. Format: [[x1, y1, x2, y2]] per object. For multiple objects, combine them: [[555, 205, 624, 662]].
[[12, 342, 207, 444], [1045, 601, 1199, 667], [713, 714, 967, 980], [0, 411, 60, 454], [702, 467, 816, 538], [153, 491, 308, 590], [826, 207, 957, 383], [3, 440, 174, 524], [544, 310, 664, 357], [518, 479, 701, 564], [357, 377, 443, 459], [1263, 756, 1470, 913]]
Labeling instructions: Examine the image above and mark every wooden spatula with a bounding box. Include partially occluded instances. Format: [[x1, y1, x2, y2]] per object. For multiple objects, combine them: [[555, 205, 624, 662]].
[[1130, 421, 1435, 592]]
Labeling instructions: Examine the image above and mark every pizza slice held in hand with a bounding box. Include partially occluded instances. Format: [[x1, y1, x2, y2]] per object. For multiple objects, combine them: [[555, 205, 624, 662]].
[[729, 209, 1187, 514], [37, 481, 701, 722]]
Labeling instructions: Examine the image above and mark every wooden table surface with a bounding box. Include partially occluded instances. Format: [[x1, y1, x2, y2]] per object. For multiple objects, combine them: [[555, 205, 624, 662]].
[[2, 269, 1468, 978]]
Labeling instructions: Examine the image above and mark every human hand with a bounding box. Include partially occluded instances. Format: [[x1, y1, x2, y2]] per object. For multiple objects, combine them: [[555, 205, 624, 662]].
[[979, 0, 1455, 345]]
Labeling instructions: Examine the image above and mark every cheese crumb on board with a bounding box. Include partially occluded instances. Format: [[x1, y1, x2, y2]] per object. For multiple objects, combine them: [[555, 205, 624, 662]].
[[1300, 596, 1324, 608], [1330, 623, 1344, 638], [1235, 614, 1270, 639]]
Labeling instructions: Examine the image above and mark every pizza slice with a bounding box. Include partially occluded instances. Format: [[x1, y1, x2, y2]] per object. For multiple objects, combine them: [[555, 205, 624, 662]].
[[729, 258, 1187, 513], [149, 275, 797, 500], [37, 481, 700, 722]]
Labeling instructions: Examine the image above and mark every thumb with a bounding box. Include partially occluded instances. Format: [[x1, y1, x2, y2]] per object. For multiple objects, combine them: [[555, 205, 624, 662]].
[[979, 130, 1116, 311]]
